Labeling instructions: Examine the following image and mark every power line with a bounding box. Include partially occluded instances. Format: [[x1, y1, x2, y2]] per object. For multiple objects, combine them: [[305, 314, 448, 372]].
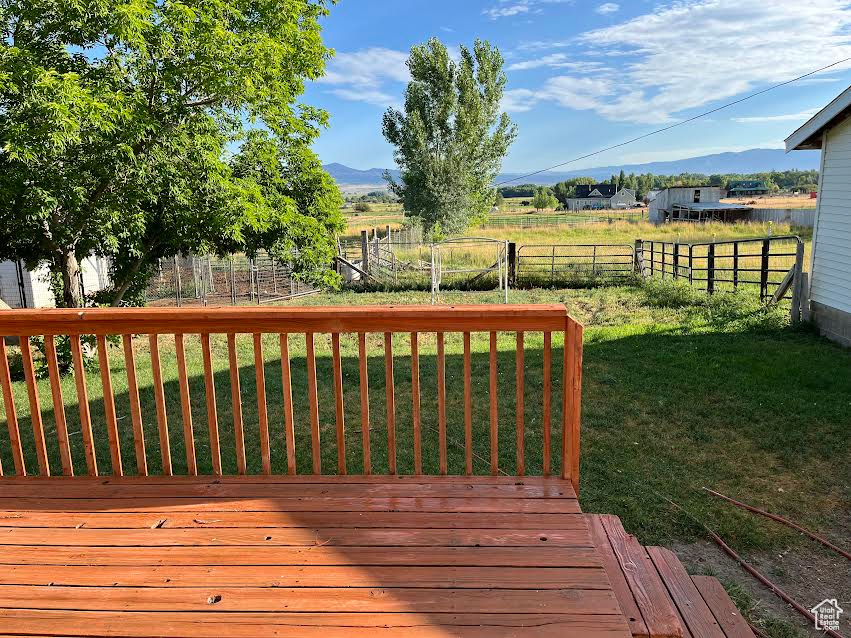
[[496, 57, 851, 186]]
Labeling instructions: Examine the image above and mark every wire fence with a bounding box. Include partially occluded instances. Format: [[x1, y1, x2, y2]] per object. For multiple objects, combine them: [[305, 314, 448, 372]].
[[144, 253, 318, 307], [479, 211, 645, 229]]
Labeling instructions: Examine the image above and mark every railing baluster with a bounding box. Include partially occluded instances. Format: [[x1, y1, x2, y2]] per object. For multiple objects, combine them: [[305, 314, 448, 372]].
[[305, 332, 321, 474], [463, 332, 473, 476], [95, 335, 121, 477], [44, 336, 73, 476], [20, 337, 49, 475], [332, 333, 346, 475], [174, 333, 196, 475], [201, 334, 221, 476], [437, 332, 447, 475], [410, 332, 422, 475], [0, 338, 25, 475], [542, 331, 552, 477], [226, 334, 246, 475], [516, 331, 525, 476], [253, 333, 271, 475], [489, 331, 498, 475], [122, 335, 147, 476], [384, 332, 396, 475], [280, 334, 296, 475], [358, 333, 371, 475], [149, 335, 172, 476], [72, 335, 97, 476]]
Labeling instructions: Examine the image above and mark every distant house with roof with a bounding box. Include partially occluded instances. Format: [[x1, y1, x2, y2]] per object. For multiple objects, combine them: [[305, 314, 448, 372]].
[[648, 186, 752, 223], [786, 84, 851, 346], [565, 184, 636, 211], [726, 180, 770, 197]]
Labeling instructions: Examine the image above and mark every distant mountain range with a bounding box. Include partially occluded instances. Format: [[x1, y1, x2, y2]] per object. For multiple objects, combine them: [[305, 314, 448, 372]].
[[324, 148, 820, 189]]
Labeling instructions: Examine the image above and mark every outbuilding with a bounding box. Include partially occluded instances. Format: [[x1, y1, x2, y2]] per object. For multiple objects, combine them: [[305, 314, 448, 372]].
[[786, 85, 851, 346]]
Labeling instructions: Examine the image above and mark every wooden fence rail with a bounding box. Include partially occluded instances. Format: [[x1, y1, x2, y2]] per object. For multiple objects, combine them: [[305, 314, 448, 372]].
[[0, 305, 584, 491]]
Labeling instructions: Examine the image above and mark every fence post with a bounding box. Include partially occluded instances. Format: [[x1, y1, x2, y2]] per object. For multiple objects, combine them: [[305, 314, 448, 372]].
[[634, 239, 643, 276], [688, 245, 694, 285], [672, 243, 679, 279], [386, 225, 391, 243], [707, 243, 715, 295], [551, 245, 556, 283], [173, 256, 182, 307], [650, 242, 655, 277], [790, 239, 805, 323], [759, 238, 770, 302], [733, 241, 739, 290], [508, 242, 517, 287], [661, 242, 666, 279], [360, 230, 369, 276]]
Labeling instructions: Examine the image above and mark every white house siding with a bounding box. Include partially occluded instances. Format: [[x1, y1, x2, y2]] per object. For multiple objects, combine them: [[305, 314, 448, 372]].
[[810, 116, 851, 343], [0, 256, 110, 308], [0, 261, 26, 307]]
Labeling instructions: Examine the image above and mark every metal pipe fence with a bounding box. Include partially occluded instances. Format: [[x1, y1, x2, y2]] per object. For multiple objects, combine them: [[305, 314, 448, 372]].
[[636, 236, 805, 313], [516, 244, 636, 286]]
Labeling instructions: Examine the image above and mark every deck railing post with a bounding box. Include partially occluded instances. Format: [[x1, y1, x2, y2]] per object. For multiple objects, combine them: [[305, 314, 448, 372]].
[[562, 316, 583, 494]]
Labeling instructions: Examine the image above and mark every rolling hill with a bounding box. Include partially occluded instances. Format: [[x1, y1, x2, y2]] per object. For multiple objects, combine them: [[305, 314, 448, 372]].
[[324, 148, 820, 189]]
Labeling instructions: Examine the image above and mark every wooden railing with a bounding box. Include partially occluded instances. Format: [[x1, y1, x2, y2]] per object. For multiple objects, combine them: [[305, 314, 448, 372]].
[[0, 305, 584, 490]]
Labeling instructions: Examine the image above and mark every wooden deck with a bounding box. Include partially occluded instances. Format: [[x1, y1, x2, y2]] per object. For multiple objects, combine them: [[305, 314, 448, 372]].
[[0, 476, 630, 637], [0, 306, 751, 637]]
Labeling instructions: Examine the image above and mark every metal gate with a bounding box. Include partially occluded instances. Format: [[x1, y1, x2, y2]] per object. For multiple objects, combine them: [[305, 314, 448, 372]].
[[516, 244, 636, 286]]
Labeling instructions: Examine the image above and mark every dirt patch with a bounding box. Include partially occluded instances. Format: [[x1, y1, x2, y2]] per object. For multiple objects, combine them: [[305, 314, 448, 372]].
[[672, 538, 850, 637]]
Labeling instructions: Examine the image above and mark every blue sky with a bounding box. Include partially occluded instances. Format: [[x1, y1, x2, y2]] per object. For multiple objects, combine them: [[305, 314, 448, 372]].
[[303, 0, 851, 173]]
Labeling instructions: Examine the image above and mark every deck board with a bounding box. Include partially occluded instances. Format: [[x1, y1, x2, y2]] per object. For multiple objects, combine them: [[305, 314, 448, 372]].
[[0, 477, 631, 637]]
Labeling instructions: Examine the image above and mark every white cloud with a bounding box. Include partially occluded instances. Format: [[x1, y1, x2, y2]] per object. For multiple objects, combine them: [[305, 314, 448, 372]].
[[483, 0, 573, 20], [318, 48, 409, 107], [507, 53, 605, 72], [595, 3, 619, 14], [510, 0, 851, 123], [732, 109, 820, 123]]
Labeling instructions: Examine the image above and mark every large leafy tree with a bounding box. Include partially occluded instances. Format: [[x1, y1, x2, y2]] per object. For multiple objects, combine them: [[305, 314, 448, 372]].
[[382, 38, 516, 235], [0, 0, 341, 307]]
